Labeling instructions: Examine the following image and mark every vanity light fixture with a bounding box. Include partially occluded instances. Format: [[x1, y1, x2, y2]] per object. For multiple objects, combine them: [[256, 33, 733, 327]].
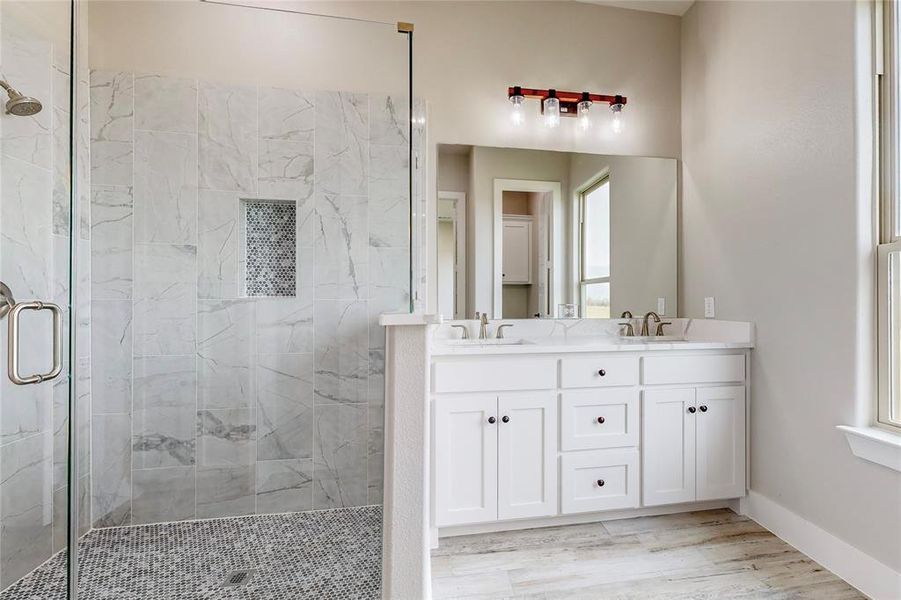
[[507, 86, 628, 133]]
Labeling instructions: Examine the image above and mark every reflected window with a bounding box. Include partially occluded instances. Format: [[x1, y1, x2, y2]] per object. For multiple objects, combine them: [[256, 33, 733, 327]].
[[580, 178, 610, 318]]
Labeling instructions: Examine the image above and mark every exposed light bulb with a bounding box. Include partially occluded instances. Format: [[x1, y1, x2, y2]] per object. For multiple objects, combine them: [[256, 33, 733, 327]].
[[509, 86, 525, 126], [543, 89, 560, 129], [510, 95, 524, 126], [610, 102, 624, 134], [577, 97, 592, 132]]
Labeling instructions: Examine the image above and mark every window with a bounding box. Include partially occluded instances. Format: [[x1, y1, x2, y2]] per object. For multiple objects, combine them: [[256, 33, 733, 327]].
[[579, 177, 610, 318], [879, 1, 901, 429]]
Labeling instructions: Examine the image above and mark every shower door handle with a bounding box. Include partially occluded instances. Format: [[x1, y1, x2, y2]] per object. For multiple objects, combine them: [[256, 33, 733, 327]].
[[8, 300, 64, 385]]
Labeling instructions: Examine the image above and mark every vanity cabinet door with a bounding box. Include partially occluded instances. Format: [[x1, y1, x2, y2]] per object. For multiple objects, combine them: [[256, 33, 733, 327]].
[[497, 392, 557, 520], [696, 386, 746, 501], [642, 388, 696, 507], [434, 395, 498, 526]]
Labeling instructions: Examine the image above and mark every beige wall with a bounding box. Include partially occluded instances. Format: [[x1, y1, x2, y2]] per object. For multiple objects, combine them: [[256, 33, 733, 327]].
[[682, 0, 901, 573], [437, 150, 471, 195], [463, 145, 677, 319], [88, 0, 681, 157], [501, 191, 531, 215], [570, 153, 677, 317], [88, 0, 682, 313], [468, 146, 571, 314]]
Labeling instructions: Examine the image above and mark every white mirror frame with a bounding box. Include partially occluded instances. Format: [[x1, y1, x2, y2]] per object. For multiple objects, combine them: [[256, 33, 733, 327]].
[[492, 178, 563, 318]]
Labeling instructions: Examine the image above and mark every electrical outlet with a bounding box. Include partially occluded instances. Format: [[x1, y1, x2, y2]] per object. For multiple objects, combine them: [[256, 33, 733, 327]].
[[704, 297, 716, 319], [657, 297, 666, 315]]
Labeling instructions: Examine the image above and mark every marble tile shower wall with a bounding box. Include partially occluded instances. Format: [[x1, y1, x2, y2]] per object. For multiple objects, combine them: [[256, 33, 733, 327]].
[[90, 70, 411, 528], [0, 8, 91, 592]]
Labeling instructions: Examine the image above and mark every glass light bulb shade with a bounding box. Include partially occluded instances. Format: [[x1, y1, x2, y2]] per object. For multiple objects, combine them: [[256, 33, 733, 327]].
[[610, 104, 624, 134], [510, 95, 524, 126], [543, 96, 560, 128], [578, 100, 592, 131]]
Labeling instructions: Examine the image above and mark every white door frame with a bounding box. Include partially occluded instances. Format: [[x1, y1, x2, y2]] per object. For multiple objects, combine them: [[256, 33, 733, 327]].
[[437, 191, 466, 319], [492, 179, 563, 318]]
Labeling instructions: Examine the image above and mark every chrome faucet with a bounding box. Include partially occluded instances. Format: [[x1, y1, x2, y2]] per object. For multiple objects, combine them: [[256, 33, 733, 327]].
[[641, 311, 661, 337], [476, 312, 490, 340]]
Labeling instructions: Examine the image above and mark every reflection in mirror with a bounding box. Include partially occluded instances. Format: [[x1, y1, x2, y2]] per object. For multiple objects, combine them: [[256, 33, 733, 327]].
[[437, 191, 465, 319], [436, 145, 677, 319]]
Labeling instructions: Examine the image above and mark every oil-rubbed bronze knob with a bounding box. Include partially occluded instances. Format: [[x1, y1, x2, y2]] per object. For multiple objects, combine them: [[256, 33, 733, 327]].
[[596, 479, 605, 487], [688, 406, 697, 414], [598, 369, 606, 376], [699, 405, 708, 412], [502, 416, 510, 423], [488, 416, 496, 424], [597, 416, 606, 424]]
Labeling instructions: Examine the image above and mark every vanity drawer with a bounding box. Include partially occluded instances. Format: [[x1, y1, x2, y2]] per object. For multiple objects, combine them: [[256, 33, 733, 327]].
[[561, 449, 640, 514], [560, 356, 638, 388], [432, 358, 557, 393], [560, 389, 638, 451], [642, 354, 745, 385]]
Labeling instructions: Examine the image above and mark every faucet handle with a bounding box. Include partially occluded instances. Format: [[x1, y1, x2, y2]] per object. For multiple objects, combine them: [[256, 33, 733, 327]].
[[618, 322, 634, 337], [655, 322, 672, 337]]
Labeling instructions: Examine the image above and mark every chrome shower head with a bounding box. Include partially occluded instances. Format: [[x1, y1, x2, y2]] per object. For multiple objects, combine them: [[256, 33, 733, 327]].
[[0, 80, 42, 116]]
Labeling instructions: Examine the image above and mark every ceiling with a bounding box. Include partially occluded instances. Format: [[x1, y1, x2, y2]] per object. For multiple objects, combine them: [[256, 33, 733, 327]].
[[576, 0, 695, 17]]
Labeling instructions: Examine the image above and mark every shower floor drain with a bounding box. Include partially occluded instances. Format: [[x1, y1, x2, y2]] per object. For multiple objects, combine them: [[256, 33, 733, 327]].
[[222, 569, 256, 587]]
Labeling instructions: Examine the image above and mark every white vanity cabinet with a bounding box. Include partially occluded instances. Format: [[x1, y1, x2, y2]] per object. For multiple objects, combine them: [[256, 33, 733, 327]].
[[434, 392, 557, 527], [642, 386, 746, 506], [431, 347, 750, 533]]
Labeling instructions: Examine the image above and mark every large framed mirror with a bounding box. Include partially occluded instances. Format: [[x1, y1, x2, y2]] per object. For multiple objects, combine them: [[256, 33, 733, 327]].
[[437, 144, 677, 319]]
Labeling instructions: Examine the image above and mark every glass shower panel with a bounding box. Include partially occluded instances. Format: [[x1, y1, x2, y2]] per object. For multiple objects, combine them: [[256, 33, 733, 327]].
[[78, 2, 414, 597], [0, 0, 80, 597]]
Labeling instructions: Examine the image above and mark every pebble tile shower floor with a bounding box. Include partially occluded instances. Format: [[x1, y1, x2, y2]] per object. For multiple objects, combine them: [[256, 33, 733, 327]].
[[0, 506, 381, 600]]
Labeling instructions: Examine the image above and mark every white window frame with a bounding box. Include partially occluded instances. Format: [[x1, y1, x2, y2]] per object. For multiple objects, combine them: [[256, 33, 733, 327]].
[[878, 0, 901, 430], [578, 176, 611, 318]]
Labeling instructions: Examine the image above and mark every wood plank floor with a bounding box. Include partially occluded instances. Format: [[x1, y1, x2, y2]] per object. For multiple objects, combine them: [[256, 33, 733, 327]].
[[430, 509, 865, 599]]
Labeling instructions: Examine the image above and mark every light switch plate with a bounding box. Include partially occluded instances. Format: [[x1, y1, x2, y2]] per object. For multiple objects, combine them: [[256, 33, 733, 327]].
[[657, 297, 666, 314], [704, 297, 715, 318]]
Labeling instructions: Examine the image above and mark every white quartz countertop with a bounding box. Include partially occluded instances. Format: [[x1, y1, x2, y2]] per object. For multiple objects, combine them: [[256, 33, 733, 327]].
[[431, 337, 754, 356]]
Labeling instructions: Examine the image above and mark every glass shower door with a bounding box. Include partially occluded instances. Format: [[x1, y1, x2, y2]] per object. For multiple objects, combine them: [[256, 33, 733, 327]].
[[0, 0, 79, 598]]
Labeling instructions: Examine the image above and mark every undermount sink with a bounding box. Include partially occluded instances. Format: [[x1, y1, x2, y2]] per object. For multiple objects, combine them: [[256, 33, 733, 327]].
[[442, 338, 535, 346]]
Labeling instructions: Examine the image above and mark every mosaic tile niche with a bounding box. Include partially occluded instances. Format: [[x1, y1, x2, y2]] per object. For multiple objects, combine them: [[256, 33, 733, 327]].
[[90, 71, 417, 528], [242, 200, 298, 297]]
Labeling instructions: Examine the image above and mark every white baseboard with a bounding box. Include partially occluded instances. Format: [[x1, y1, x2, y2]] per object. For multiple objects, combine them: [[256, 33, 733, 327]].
[[746, 491, 901, 600]]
